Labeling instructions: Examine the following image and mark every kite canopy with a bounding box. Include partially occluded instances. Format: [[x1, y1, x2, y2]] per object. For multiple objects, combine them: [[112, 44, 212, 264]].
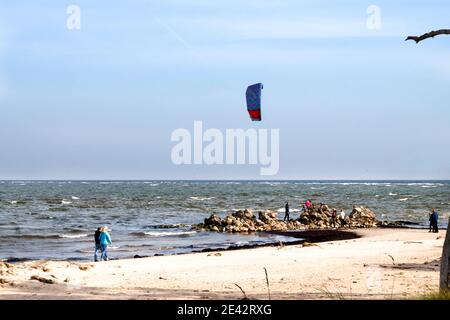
[[246, 83, 263, 121]]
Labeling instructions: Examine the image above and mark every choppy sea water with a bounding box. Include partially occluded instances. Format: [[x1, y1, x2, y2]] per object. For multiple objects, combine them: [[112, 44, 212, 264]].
[[0, 180, 448, 261]]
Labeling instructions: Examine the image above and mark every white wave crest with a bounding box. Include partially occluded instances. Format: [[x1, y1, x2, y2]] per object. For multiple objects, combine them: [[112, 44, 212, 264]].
[[277, 208, 300, 213], [60, 234, 88, 239], [189, 196, 215, 201], [144, 231, 196, 237]]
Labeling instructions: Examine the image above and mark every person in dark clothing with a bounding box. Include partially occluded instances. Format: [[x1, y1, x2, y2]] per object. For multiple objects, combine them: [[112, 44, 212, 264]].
[[430, 209, 439, 233], [94, 227, 102, 262], [331, 208, 337, 228], [284, 202, 290, 221], [429, 212, 433, 232]]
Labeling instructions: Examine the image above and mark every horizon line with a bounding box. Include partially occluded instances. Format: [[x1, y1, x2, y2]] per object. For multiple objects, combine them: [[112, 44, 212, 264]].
[[1, 179, 449, 182]]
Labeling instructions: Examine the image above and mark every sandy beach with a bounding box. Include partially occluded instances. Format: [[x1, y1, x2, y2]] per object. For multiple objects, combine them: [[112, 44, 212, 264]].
[[0, 228, 445, 300]]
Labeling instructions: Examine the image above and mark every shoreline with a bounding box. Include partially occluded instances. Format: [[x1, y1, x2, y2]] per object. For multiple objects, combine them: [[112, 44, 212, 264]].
[[143, 229, 362, 257], [1, 225, 436, 264], [1, 228, 371, 263], [133, 224, 440, 259], [0, 227, 445, 299]]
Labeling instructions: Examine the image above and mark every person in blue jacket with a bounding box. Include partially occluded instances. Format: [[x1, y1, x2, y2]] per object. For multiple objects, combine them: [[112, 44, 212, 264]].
[[99, 226, 112, 261]]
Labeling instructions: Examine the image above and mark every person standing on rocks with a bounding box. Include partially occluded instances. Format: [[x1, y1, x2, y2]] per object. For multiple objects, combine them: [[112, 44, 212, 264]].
[[331, 209, 337, 228], [304, 199, 312, 213], [284, 202, 290, 221], [339, 210, 346, 225]]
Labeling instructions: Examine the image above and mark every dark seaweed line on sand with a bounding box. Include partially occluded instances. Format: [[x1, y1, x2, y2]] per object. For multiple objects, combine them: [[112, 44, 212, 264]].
[[141, 230, 361, 258]]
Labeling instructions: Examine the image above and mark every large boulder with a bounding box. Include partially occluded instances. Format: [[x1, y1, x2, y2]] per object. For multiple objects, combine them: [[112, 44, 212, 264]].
[[349, 206, 376, 220], [267, 210, 278, 219], [258, 210, 278, 222], [233, 208, 254, 220], [348, 206, 377, 227], [203, 214, 223, 229], [255, 219, 265, 227], [299, 212, 310, 224], [224, 216, 234, 226], [258, 211, 271, 222]]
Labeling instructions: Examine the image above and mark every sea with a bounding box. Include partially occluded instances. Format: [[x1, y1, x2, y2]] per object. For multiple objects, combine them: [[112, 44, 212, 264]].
[[0, 180, 448, 262]]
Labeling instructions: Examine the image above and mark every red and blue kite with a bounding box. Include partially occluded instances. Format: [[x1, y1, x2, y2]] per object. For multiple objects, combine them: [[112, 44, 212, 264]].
[[246, 83, 263, 121]]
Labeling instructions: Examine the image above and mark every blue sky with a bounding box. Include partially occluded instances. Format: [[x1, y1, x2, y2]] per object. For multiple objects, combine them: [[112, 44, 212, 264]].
[[0, 0, 449, 179]]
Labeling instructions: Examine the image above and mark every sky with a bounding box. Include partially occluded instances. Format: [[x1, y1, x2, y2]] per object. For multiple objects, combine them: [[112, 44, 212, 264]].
[[0, 0, 449, 180]]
